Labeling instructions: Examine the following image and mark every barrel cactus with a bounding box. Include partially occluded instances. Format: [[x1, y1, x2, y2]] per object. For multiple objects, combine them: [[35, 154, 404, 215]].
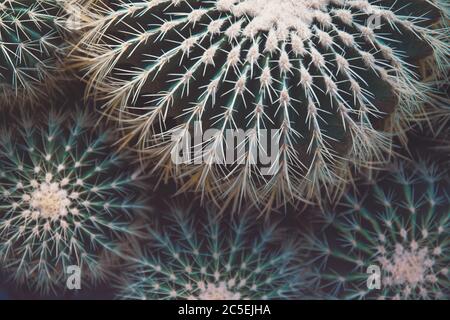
[[0, 0, 68, 104], [71, 0, 448, 211], [305, 157, 449, 299], [117, 206, 308, 300], [0, 107, 145, 293]]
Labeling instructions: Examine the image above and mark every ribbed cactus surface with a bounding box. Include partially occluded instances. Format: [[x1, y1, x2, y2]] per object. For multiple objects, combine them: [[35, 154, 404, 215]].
[[71, 0, 448, 211], [0, 0, 66, 103], [306, 158, 449, 299], [0, 108, 145, 292], [117, 206, 308, 300]]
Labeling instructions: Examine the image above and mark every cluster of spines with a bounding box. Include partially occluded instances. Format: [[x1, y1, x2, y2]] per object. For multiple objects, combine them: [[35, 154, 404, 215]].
[[305, 158, 449, 299], [0, 108, 145, 293], [0, 0, 68, 104], [117, 206, 308, 300]]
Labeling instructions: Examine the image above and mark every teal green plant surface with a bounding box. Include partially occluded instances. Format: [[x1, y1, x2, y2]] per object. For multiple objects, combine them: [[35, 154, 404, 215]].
[[0, 108, 146, 293], [305, 158, 449, 299], [0, 0, 67, 104], [117, 205, 309, 300]]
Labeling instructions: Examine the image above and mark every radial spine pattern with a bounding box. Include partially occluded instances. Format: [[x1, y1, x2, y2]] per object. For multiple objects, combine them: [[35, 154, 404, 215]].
[[306, 159, 449, 299], [72, 0, 448, 210], [118, 207, 307, 300], [0, 0, 68, 103], [0, 109, 144, 292]]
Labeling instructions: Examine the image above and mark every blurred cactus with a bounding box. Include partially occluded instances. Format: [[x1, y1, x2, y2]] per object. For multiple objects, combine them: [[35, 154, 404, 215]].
[[427, 78, 449, 150], [306, 157, 449, 299], [117, 206, 307, 300], [0, 0, 69, 104], [0, 107, 145, 293], [416, 6, 449, 152], [412, 71, 449, 154], [70, 0, 449, 211], [425, 81, 449, 154]]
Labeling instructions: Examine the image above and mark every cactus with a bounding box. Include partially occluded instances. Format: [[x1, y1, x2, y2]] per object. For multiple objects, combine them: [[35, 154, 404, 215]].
[[0, 107, 145, 293], [425, 82, 449, 154], [71, 0, 449, 211], [411, 74, 449, 154], [0, 0, 67, 104], [117, 205, 308, 300], [305, 157, 449, 299], [416, 5, 449, 150], [428, 78, 449, 148]]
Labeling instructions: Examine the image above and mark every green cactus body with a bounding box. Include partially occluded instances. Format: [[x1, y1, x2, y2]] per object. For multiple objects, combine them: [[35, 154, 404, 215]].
[[72, 0, 448, 211], [118, 206, 308, 300], [0, 0, 66, 103], [0, 108, 145, 293], [306, 158, 449, 299]]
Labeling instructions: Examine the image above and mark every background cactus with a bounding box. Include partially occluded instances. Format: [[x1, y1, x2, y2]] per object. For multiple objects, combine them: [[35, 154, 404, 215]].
[[425, 82, 449, 154], [416, 6, 449, 153], [0, 106, 146, 293], [410, 65, 449, 155], [305, 156, 449, 299], [70, 0, 448, 211], [117, 205, 308, 300], [0, 0, 68, 104]]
